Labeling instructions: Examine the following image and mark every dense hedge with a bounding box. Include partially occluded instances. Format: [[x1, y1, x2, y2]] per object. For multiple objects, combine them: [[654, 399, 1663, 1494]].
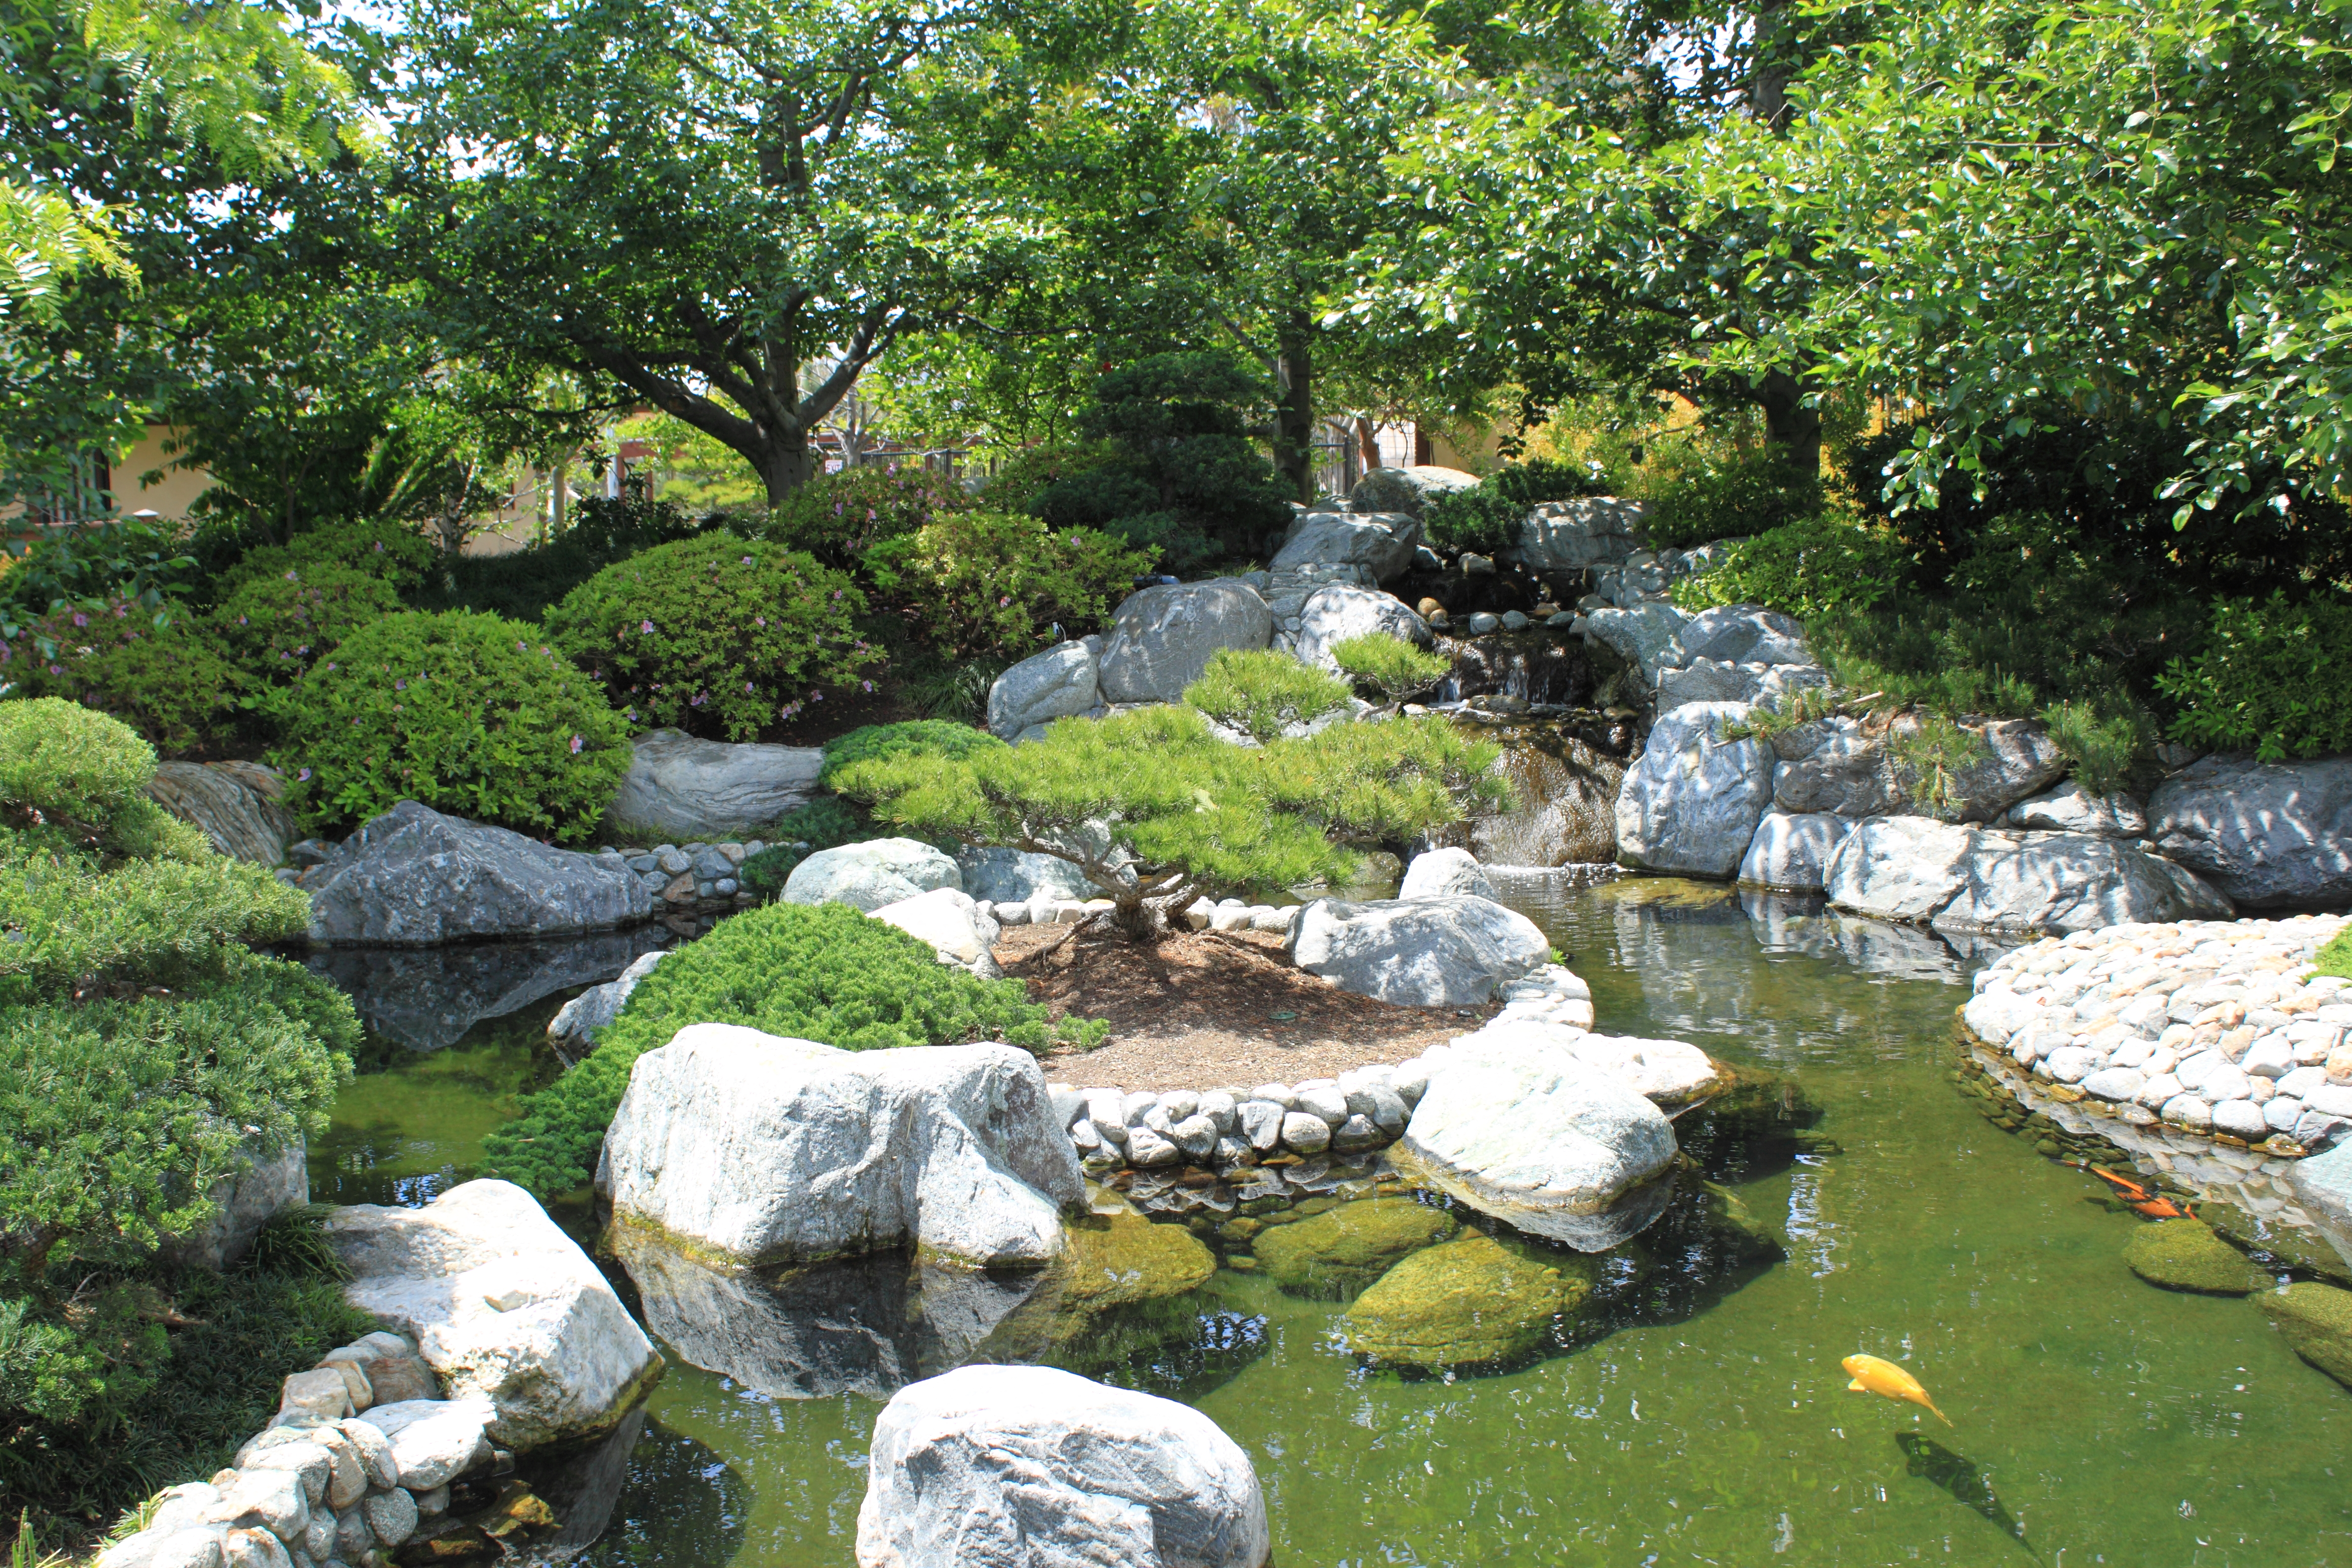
[[481, 903, 1105, 1196], [213, 563, 406, 684], [0, 600, 239, 754], [867, 510, 1151, 659], [2158, 592, 2352, 763], [820, 720, 1005, 788]]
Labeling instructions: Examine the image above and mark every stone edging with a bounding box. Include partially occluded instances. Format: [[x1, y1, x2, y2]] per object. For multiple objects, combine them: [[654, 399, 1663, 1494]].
[[98, 1334, 497, 1568], [1959, 913, 2352, 1157], [1044, 963, 1602, 1175]]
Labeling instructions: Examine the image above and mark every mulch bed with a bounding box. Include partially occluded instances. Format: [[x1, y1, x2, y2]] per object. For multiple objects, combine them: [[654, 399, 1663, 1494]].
[[1008, 924, 1497, 1091]]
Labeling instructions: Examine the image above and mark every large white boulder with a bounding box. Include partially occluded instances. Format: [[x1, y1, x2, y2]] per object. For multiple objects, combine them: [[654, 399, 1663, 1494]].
[[606, 729, 827, 839], [1393, 1035, 1679, 1251], [1096, 581, 1275, 704], [1580, 602, 1690, 686], [986, 638, 1103, 740], [1286, 895, 1550, 1007], [1272, 511, 1421, 584], [1824, 816, 2232, 932], [1519, 497, 1646, 572], [1614, 702, 1775, 879], [869, 888, 1003, 977], [598, 1025, 1083, 1269], [305, 801, 653, 945], [1398, 847, 1496, 901], [856, 1365, 1271, 1568], [956, 846, 1095, 906], [2149, 753, 2352, 909], [1349, 464, 1478, 518], [1289, 585, 1433, 671], [782, 837, 962, 912], [1736, 810, 1856, 892], [325, 1180, 661, 1451]]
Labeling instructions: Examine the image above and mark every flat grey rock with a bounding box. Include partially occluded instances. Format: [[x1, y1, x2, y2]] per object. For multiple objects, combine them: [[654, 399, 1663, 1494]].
[[599, 1026, 1083, 1269], [1273, 511, 1421, 584], [1824, 816, 2233, 933], [782, 837, 961, 912], [1519, 496, 1647, 572], [956, 846, 1095, 905], [1668, 604, 1812, 668], [2005, 780, 2148, 836], [2149, 752, 2352, 908], [305, 801, 653, 946], [1286, 895, 1550, 1007], [607, 729, 825, 839], [1097, 581, 1275, 704], [1349, 464, 1478, 518], [1614, 702, 1775, 878]]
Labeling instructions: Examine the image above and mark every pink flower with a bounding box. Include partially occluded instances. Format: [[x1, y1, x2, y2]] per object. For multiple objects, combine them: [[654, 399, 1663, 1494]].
[[832, 589, 842, 600], [742, 555, 753, 565], [861, 680, 873, 693], [71, 612, 87, 628], [517, 640, 526, 651], [640, 620, 655, 635], [998, 596, 1010, 607], [298, 767, 312, 781], [743, 682, 754, 694], [569, 734, 584, 753], [395, 679, 406, 690]]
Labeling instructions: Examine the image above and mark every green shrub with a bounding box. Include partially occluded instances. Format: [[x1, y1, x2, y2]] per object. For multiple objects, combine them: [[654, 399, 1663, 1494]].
[[1096, 510, 1213, 576], [821, 721, 1005, 788], [213, 564, 405, 684], [984, 441, 1123, 514], [2157, 592, 2352, 763], [0, 600, 239, 754], [406, 490, 708, 624], [543, 534, 878, 740], [735, 798, 873, 899], [1030, 466, 1161, 534], [269, 610, 632, 842], [1331, 635, 1451, 707], [1418, 488, 1526, 556], [763, 466, 971, 574], [0, 697, 162, 841], [218, 518, 438, 599], [1486, 457, 1606, 506], [0, 516, 198, 624], [1639, 452, 1823, 549], [1182, 649, 1352, 745], [868, 511, 1152, 660], [2314, 929, 2352, 983], [480, 902, 1105, 1196], [1671, 514, 1911, 622]]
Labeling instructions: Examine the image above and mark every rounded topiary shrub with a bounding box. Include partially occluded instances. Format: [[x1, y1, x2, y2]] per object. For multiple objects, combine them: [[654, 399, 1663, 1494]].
[[820, 720, 1005, 788], [480, 901, 1107, 1195], [269, 609, 630, 842], [0, 599, 238, 753], [542, 533, 879, 741], [214, 563, 406, 683], [221, 518, 439, 596]]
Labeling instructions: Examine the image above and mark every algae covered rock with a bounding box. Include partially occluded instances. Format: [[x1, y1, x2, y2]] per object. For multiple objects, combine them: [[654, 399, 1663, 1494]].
[[1699, 1182, 1787, 1266], [2123, 1219, 2267, 1295], [2257, 1282, 2352, 1388], [1253, 1198, 1457, 1297], [1060, 1209, 1217, 1313], [2200, 1203, 2352, 1288], [1342, 1233, 1585, 1368]]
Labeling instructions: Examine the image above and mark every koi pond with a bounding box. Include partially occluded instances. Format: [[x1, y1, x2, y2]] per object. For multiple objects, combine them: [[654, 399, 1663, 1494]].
[[309, 880, 2352, 1567]]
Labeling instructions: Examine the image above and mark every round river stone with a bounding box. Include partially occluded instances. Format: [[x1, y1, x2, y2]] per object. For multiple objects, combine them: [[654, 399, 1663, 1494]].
[[1253, 1197, 1457, 1297], [1342, 1233, 1584, 1368], [2122, 1218, 2267, 1295]]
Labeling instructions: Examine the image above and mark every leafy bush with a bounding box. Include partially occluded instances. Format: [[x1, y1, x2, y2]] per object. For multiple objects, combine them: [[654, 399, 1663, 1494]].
[[1420, 488, 1526, 556], [2157, 593, 2352, 763], [407, 490, 708, 624], [868, 511, 1152, 659], [1183, 649, 1352, 744], [0, 517, 198, 625], [217, 518, 439, 599], [820, 721, 1004, 788], [269, 610, 632, 842], [837, 702, 1508, 937], [981, 441, 1123, 513], [480, 902, 1104, 1195], [1029, 466, 1161, 535], [1093, 510, 1212, 576], [0, 701, 356, 1525], [1331, 635, 1451, 707], [1671, 515, 1911, 622], [1485, 458, 1607, 506], [735, 798, 872, 899], [212, 564, 405, 684], [1640, 452, 1824, 550], [763, 466, 971, 574], [0, 601, 239, 753], [543, 534, 878, 741]]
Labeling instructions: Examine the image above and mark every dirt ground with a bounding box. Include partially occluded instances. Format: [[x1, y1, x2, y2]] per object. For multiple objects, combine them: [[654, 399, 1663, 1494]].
[[1006, 924, 1497, 1091]]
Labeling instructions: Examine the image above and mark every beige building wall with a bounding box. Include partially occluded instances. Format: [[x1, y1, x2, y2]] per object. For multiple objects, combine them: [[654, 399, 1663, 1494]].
[[112, 427, 213, 521]]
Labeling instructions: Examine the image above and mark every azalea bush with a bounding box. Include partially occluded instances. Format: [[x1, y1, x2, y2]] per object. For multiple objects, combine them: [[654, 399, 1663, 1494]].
[[763, 464, 971, 574], [543, 533, 878, 739], [481, 902, 1104, 1196], [0, 600, 238, 753], [869, 510, 1151, 659], [269, 610, 632, 841], [212, 563, 406, 684]]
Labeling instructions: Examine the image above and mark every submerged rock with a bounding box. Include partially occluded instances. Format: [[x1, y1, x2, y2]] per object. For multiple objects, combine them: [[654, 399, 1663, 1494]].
[[1056, 1206, 1216, 1313], [2122, 1219, 2267, 1295], [1342, 1233, 1583, 1368], [1697, 1182, 1787, 1265], [304, 801, 654, 945], [598, 1025, 1083, 1270], [856, 1365, 1271, 1568], [1392, 1036, 1678, 1251], [1252, 1198, 1457, 1297], [327, 1179, 662, 1450], [2257, 1282, 2352, 1389]]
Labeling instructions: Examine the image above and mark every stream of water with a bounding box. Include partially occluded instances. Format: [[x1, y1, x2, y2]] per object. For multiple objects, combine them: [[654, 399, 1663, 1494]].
[[310, 881, 2352, 1567]]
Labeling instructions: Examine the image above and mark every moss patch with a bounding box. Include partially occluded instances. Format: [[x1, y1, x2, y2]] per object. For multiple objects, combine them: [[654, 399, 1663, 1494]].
[[2314, 928, 2352, 984], [1057, 1210, 1216, 1314], [2258, 1281, 2352, 1388], [1342, 1233, 1586, 1369], [1253, 1197, 1458, 1298], [2124, 1219, 2267, 1295]]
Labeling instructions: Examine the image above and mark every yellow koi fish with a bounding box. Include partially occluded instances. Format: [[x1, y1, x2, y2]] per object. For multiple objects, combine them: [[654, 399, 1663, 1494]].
[[1842, 1354, 1951, 1425]]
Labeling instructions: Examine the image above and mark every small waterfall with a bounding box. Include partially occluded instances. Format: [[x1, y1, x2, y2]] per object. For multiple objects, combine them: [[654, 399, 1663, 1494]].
[[1431, 717, 1633, 868], [1433, 632, 1605, 707]]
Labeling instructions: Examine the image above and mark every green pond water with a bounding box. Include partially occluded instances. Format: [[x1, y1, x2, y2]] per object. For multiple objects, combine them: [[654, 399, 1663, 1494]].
[[309, 881, 2352, 1567]]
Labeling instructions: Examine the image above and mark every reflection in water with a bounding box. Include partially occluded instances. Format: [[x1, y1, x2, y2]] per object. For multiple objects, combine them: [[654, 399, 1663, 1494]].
[[306, 928, 670, 1052], [1895, 1433, 2041, 1561], [1461, 725, 1628, 867]]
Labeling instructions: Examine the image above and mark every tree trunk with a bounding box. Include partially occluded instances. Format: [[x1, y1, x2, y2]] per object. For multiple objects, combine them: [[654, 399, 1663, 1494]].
[[1273, 316, 1315, 504], [1759, 368, 1822, 479], [756, 441, 821, 505]]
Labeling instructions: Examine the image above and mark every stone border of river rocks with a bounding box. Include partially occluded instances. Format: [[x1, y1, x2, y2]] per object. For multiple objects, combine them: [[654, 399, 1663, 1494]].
[[98, 1333, 510, 1568], [1959, 913, 2352, 1162], [1045, 963, 1600, 1175]]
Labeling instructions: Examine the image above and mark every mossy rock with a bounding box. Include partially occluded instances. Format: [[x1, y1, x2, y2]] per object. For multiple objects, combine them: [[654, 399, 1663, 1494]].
[[1253, 1197, 1457, 1297], [1342, 1233, 1586, 1368], [1701, 1182, 1788, 1265], [1688, 1063, 1823, 1147], [1059, 1210, 1217, 1313], [2258, 1282, 2352, 1388], [2200, 1202, 2352, 1287], [2123, 1219, 2267, 1295]]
